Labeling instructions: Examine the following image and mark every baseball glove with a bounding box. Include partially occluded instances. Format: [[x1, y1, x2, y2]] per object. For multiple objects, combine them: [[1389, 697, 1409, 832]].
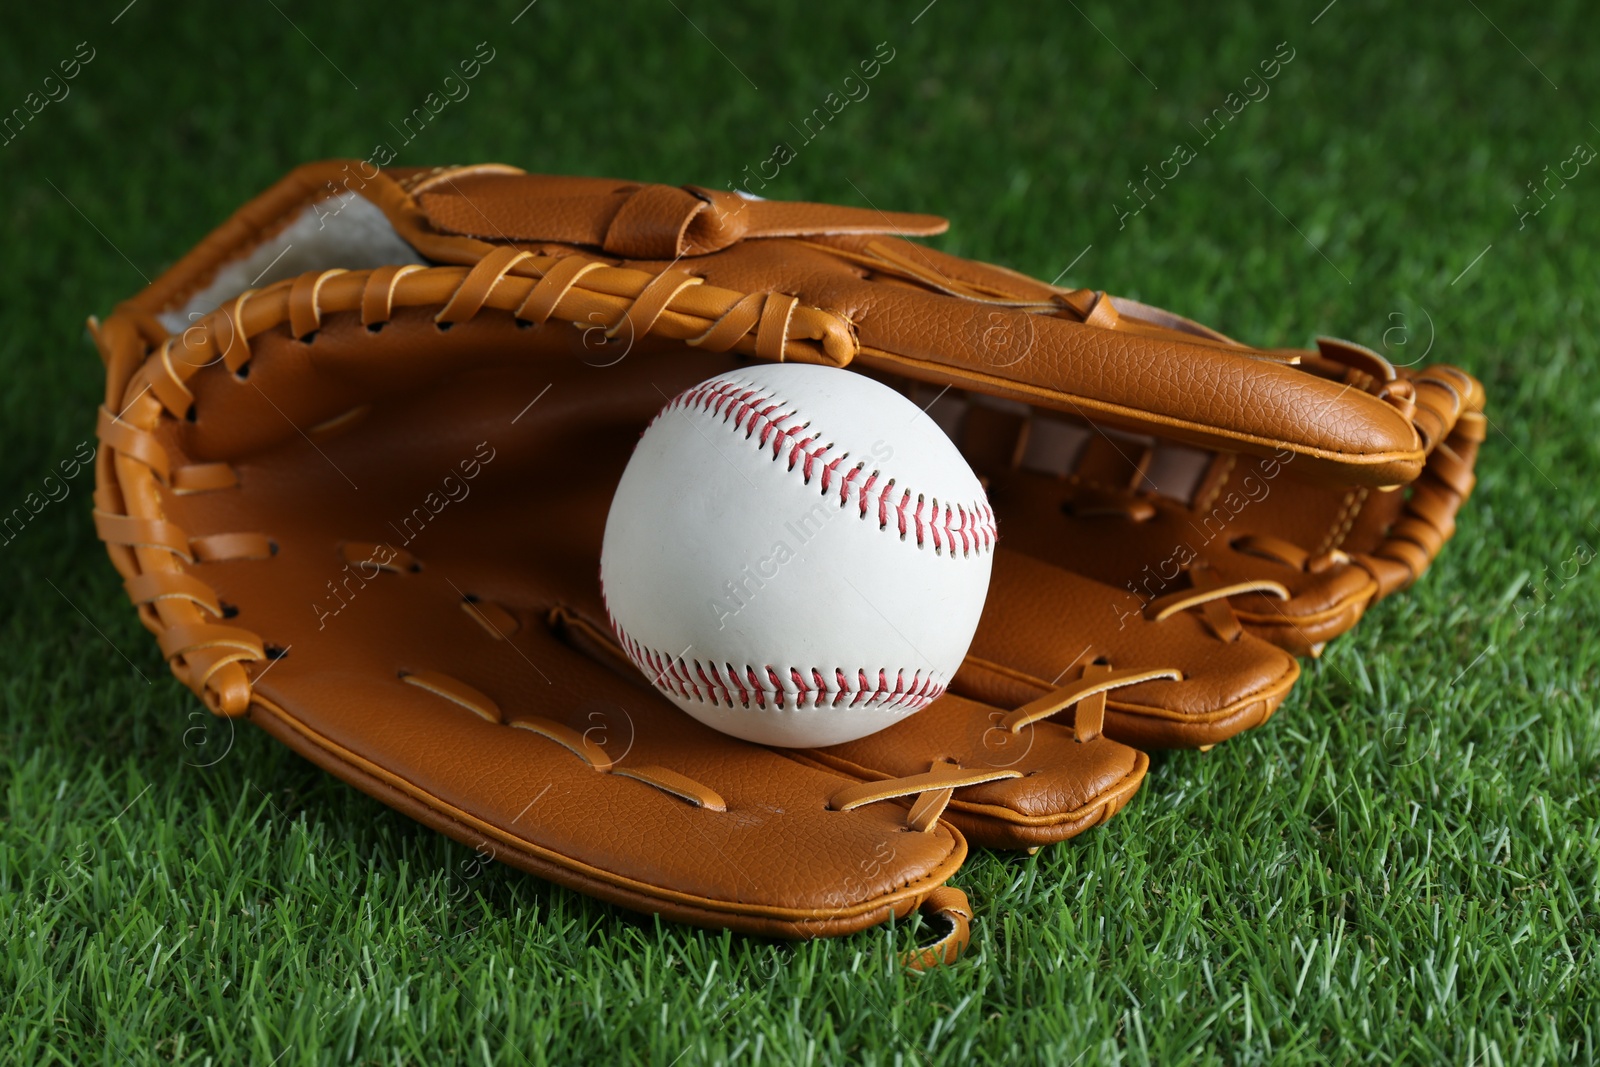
[[88, 162, 1478, 960]]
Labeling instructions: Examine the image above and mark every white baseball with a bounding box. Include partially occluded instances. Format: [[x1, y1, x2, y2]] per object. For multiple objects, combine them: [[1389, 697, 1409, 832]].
[[600, 363, 996, 747]]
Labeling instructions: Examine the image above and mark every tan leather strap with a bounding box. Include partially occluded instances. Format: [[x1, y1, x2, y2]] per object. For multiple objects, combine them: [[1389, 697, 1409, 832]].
[[1407, 366, 1467, 451], [402, 670, 501, 723], [1147, 577, 1290, 623], [902, 886, 973, 971], [1404, 480, 1457, 533], [91, 373, 260, 715], [1084, 292, 1121, 329], [1316, 336, 1394, 383], [156, 622, 263, 661], [190, 532, 275, 563], [512, 254, 607, 324], [1376, 377, 1418, 423], [1455, 408, 1488, 444], [1372, 538, 1431, 578], [854, 240, 1054, 305], [97, 407, 170, 481], [413, 172, 948, 259], [904, 786, 955, 834], [217, 292, 253, 373], [1423, 439, 1475, 496], [435, 247, 534, 325], [614, 268, 703, 341], [361, 263, 427, 326], [509, 715, 615, 773], [1145, 562, 1289, 642], [1355, 399, 1485, 597], [828, 763, 1022, 810], [124, 570, 222, 616], [148, 338, 196, 414], [153, 259, 857, 407], [1230, 533, 1350, 575], [289, 269, 347, 339], [403, 674, 729, 810], [603, 183, 704, 257], [338, 541, 418, 573], [829, 761, 1021, 832], [190, 649, 257, 714], [755, 293, 800, 362], [156, 624, 265, 696], [902, 758, 961, 833], [94, 511, 193, 559], [685, 290, 768, 355], [613, 765, 728, 812], [171, 463, 239, 493], [1000, 663, 1182, 735]]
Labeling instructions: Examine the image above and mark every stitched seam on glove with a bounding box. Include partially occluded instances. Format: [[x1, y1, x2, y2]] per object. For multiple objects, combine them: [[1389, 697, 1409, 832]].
[[802, 750, 1150, 828]]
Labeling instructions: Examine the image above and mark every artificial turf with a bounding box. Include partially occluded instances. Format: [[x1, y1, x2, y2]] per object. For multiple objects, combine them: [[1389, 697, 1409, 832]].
[[2, 1, 1596, 1063]]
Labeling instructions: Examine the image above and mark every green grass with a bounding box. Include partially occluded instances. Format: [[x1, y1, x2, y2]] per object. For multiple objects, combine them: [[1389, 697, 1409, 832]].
[[3, 0, 1597, 1062]]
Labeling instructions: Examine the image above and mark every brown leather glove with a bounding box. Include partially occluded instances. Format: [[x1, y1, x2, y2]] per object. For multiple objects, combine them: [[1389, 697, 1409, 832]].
[[944, 337, 1486, 660], [88, 162, 1475, 957]]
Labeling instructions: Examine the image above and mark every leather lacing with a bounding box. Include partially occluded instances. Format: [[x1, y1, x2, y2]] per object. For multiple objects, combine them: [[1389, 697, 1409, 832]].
[[93, 252, 863, 719], [94, 390, 267, 714], [98, 300, 977, 958], [413, 603, 739, 814], [133, 246, 858, 422], [928, 353, 1481, 644], [551, 607, 1017, 835], [1141, 561, 1290, 644], [1065, 375, 1487, 603], [827, 760, 1022, 833], [543, 605, 981, 968], [804, 239, 1295, 363], [98, 238, 959, 822], [398, 664, 731, 813], [1000, 662, 1182, 740]]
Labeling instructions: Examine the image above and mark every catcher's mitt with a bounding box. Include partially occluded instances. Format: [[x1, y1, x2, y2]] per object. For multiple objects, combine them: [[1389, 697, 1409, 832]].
[[89, 162, 1476, 957]]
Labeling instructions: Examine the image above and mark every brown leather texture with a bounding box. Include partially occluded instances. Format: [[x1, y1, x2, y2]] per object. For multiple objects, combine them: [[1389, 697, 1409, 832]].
[[380, 167, 1432, 485], [939, 354, 1486, 660], [414, 171, 950, 259], [96, 328, 989, 943], [89, 160, 1484, 957]]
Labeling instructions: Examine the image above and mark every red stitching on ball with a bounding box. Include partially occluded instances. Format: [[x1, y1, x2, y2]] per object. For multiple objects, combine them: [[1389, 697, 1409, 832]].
[[659, 377, 998, 557], [836, 461, 865, 507], [607, 608, 946, 714]]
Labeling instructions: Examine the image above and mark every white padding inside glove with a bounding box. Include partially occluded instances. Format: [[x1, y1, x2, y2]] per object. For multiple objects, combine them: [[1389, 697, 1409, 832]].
[[157, 194, 424, 333]]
